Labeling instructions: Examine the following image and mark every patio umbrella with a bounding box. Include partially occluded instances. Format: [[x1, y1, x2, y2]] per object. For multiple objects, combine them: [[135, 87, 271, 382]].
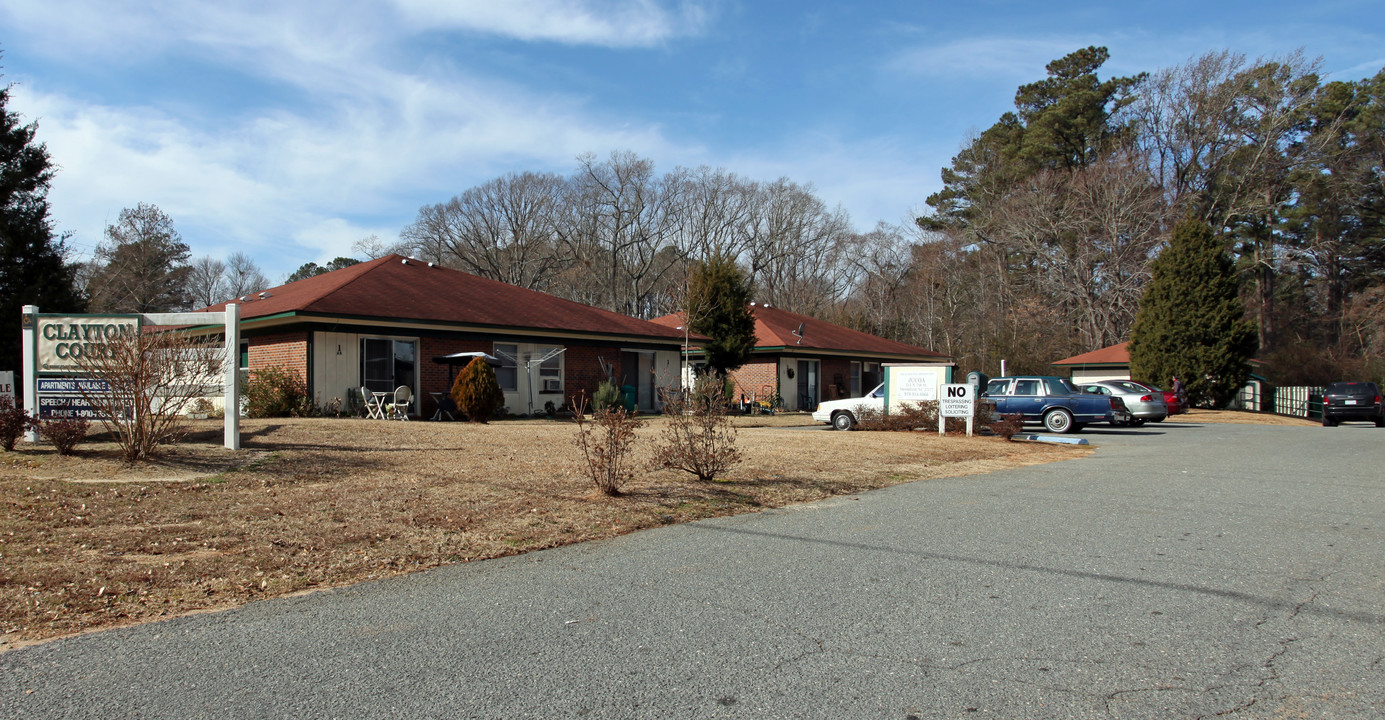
[[433, 352, 503, 384]]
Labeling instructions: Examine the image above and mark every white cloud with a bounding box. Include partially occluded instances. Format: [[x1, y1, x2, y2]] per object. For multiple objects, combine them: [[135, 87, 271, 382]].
[[887, 36, 1102, 82], [389, 0, 712, 47], [9, 46, 691, 276]]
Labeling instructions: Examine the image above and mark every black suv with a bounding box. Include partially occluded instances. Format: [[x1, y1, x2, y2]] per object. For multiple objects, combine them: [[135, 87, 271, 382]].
[[1321, 382, 1385, 427]]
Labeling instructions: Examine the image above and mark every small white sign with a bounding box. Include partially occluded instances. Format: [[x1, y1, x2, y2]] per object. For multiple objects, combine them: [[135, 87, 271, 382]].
[[0, 371, 13, 407], [939, 383, 975, 417]]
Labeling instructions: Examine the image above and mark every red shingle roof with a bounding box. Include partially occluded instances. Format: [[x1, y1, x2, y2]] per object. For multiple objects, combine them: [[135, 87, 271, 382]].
[[200, 254, 685, 341], [650, 304, 948, 360], [1052, 342, 1130, 366]]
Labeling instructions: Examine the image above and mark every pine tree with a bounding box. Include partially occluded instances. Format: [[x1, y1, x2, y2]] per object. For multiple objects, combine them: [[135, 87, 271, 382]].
[[1129, 217, 1258, 408], [451, 356, 503, 423], [86, 203, 193, 312], [0, 67, 82, 383], [686, 253, 756, 377]]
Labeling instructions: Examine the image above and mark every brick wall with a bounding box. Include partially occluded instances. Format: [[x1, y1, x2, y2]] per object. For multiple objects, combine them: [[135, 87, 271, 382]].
[[729, 360, 778, 402], [415, 337, 621, 413], [419, 337, 492, 396], [566, 345, 614, 408], [247, 332, 309, 381]]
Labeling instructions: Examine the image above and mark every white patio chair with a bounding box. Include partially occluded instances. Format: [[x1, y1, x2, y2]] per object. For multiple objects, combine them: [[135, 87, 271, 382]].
[[361, 386, 384, 419], [389, 385, 411, 420]]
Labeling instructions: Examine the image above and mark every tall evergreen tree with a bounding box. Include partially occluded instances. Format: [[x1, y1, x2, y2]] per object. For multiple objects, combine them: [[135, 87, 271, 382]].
[[1130, 217, 1258, 408], [285, 256, 360, 283], [0, 64, 81, 382], [922, 46, 1144, 231], [686, 253, 755, 377], [86, 203, 192, 312]]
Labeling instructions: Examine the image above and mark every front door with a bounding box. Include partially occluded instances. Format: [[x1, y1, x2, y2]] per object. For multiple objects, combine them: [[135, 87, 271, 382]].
[[1006, 377, 1045, 418], [620, 351, 657, 412], [797, 360, 819, 412]]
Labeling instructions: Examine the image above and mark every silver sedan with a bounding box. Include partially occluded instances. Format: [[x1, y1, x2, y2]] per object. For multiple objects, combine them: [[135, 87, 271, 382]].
[[1081, 380, 1169, 426]]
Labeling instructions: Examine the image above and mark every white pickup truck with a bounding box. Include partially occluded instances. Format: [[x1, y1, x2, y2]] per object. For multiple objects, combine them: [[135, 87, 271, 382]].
[[811, 384, 884, 430]]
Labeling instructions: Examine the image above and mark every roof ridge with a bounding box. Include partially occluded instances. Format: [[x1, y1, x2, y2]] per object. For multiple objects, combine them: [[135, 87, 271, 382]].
[[309, 254, 405, 306]]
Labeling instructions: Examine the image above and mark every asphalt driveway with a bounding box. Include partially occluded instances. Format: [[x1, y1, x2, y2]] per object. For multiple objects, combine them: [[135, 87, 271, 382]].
[[2, 420, 1382, 719]]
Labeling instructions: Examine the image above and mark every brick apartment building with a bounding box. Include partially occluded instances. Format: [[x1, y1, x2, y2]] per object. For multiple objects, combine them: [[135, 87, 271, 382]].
[[197, 255, 685, 417], [652, 304, 953, 412]]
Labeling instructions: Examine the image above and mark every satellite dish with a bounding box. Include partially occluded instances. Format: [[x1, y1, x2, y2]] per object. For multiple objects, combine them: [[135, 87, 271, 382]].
[[792, 322, 805, 345]]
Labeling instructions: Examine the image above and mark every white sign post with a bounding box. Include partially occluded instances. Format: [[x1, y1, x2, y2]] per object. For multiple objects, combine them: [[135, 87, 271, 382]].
[[938, 383, 976, 436]]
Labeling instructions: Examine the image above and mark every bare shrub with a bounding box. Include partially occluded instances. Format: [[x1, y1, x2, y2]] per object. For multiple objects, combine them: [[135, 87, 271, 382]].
[[0, 397, 38, 451], [857, 401, 938, 431], [39, 415, 91, 455], [652, 377, 742, 482], [572, 396, 643, 496], [73, 328, 225, 463], [858, 400, 996, 434], [988, 413, 1026, 440]]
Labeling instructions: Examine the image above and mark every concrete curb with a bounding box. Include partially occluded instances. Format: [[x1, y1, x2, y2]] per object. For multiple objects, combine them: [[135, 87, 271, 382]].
[[1014, 434, 1090, 445]]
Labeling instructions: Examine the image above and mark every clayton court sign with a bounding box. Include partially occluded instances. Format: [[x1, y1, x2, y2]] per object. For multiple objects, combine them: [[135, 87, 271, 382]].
[[35, 315, 139, 372], [21, 305, 243, 450]]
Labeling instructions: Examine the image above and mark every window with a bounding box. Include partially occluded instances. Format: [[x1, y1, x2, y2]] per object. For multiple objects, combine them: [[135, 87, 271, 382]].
[[1047, 378, 1078, 395], [862, 362, 881, 393], [239, 340, 249, 370], [850, 362, 861, 397], [494, 343, 518, 391], [538, 346, 562, 393], [1013, 379, 1040, 396], [986, 379, 1010, 396]]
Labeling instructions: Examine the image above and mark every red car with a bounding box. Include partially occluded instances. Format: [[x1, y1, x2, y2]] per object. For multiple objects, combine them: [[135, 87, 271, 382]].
[[1126, 381, 1184, 418], [1156, 388, 1186, 415]]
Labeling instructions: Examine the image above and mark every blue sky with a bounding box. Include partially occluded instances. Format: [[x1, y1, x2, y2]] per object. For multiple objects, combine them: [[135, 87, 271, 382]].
[[3, 0, 1383, 282]]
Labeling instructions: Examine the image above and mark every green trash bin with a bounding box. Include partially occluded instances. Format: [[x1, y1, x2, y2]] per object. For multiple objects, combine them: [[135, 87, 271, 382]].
[[621, 385, 637, 412]]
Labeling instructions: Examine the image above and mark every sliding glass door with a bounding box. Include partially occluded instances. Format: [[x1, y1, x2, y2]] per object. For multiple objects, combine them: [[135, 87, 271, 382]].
[[361, 338, 417, 410]]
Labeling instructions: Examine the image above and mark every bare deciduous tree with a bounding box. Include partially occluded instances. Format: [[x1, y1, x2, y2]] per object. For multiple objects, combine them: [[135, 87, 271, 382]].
[[562, 151, 681, 317], [187, 256, 227, 308], [224, 252, 269, 298], [73, 327, 225, 463], [402, 173, 568, 290], [651, 376, 741, 482], [745, 178, 856, 314]]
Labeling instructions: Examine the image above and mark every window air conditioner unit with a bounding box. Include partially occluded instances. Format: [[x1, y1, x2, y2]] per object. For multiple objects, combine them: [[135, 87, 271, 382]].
[[542, 379, 562, 393]]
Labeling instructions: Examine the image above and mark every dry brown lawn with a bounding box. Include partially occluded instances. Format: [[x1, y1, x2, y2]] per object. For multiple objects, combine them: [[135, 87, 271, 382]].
[[1179, 408, 1318, 426], [0, 413, 1087, 650]]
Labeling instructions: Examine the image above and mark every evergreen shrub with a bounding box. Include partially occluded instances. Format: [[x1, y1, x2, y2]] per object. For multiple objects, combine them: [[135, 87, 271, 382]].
[[593, 380, 623, 411], [452, 357, 504, 423]]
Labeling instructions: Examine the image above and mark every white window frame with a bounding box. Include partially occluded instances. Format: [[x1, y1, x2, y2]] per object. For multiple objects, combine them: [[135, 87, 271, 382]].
[[537, 345, 563, 394], [494, 343, 519, 391]]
